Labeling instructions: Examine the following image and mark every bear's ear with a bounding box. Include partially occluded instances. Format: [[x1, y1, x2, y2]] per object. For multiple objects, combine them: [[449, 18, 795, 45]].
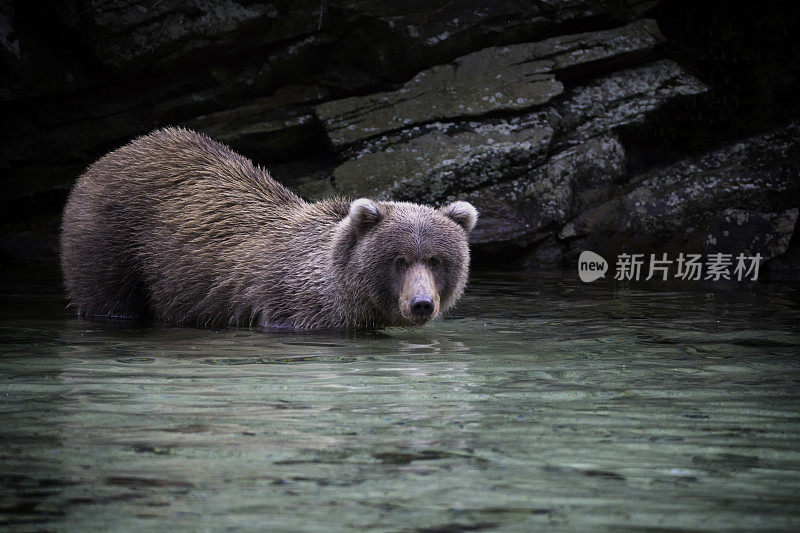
[[439, 201, 478, 233], [349, 198, 384, 234]]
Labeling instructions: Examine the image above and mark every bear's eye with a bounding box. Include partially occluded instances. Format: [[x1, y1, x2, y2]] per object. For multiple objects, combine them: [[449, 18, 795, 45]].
[[428, 257, 441, 269], [395, 257, 408, 270]]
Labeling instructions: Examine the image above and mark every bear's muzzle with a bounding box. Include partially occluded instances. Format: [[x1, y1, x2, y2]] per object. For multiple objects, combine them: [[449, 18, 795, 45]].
[[399, 263, 440, 324]]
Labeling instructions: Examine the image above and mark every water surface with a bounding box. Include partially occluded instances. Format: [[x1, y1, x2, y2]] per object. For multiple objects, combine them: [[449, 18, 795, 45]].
[[2, 272, 799, 531]]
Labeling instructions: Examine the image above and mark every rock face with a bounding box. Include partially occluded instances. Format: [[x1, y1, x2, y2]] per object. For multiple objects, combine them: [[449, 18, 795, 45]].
[[53, 1, 323, 76], [558, 122, 800, 263], [467, 135, 627, 248], [329, 58, 706, 203], [705, 208, 798, 261], [316, 19, 663, 148], [2, 1, 799, 277]]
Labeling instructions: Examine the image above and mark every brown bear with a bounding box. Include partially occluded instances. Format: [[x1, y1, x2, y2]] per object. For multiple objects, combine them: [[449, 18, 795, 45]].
[[60, 127, 478, 330]]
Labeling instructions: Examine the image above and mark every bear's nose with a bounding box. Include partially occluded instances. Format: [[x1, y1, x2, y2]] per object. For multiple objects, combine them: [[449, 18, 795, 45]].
[[410, 296, 434, 317]]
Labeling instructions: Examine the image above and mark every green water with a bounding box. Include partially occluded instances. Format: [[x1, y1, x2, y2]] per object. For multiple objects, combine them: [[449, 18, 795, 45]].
[[1, 272, 799, 531]]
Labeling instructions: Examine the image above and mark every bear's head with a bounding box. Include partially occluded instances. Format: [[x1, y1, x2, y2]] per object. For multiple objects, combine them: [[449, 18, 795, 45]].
[[336, 198, 478, 328]]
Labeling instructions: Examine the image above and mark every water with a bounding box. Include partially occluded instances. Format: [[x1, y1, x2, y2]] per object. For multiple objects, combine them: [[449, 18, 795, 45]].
[[2, 272, 799, 531]]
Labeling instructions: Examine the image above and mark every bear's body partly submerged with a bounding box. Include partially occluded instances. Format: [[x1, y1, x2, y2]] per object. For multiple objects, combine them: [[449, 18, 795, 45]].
[[60, 128, 477, 330]]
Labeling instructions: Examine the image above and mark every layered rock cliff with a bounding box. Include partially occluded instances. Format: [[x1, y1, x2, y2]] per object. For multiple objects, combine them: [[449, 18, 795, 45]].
[[2, 0, 798, 277]]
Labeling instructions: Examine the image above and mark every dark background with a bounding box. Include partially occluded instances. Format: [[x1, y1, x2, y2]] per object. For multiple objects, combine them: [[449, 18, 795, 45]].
[[2, 0, 799, 278]]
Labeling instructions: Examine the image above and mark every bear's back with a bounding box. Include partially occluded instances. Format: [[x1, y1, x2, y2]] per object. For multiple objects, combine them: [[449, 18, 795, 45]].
[[93, 127, 301, 209], [60, 127, 309, 322]]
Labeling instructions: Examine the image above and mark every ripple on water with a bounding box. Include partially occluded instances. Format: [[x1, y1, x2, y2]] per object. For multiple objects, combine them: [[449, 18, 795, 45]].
[[0, 272, 799, 530]]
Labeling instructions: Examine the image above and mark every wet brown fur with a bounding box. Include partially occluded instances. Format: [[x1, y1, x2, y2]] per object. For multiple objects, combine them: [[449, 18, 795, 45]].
[[60, 127, 477, 330]]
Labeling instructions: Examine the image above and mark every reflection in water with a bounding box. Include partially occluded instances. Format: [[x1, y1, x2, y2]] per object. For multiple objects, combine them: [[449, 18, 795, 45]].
[[1, 272, 799, 530]]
